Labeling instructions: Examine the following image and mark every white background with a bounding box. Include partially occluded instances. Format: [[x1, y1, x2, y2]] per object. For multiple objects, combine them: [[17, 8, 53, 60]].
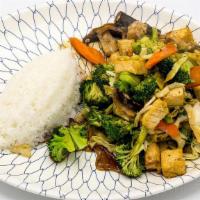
[[0, 0, 200, 200]]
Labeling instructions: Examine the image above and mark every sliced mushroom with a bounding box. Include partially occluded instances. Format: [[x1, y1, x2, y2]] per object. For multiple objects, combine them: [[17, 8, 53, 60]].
[[83, 23, 124, 44], [117, 90, 143, 111], [83, 11, 160, 45], [113, 94, 135, 121], [98, 31, 118, 56], [114, 11, 136, 28]]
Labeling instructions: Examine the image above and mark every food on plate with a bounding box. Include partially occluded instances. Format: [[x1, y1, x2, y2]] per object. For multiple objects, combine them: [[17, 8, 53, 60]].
[[0, 48, 79, 153], [3, 11, 200, 179], [64, 11, 200, 178]]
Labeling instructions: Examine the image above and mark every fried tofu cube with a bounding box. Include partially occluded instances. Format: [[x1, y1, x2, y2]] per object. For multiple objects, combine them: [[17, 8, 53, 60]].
[[161, 149, 186, 178], [145, 143, 161, 173], [166, 27, 195, 51], [164, 87, 184, 106], [113, 57, 147, 75], [142, 99, 169, 130], [118, 39, 134, 56]]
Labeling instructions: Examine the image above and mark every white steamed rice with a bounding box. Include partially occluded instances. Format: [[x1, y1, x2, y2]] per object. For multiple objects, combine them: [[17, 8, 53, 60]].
[[0, 48, 80, 149]]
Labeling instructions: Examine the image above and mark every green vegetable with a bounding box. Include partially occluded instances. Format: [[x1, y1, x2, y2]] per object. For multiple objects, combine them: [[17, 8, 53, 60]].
[[180, 122, 193, 144], [69, 124, 88, 150], [151, 27, 159, 42], [48, 125, 88, 162], [172, 60, 193, 84], [164, 115, 174, 124], [89, 132, 116, 153], [154, 72, 165, 89], [87, 108, 133, 143], [132, 76, 157, 104], [92, 64, 115, 87], [165, 56, 188, 82], [114, 72, 140, 93], [132, 34, 164, 55], [80, 80, 111, 108], [132, 44, 142, 55], [156, 58, 174, 77], [115, 126, 147, 177]]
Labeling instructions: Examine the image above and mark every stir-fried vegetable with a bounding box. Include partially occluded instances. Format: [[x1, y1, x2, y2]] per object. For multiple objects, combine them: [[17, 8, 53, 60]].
[[172, 60, 193, 84], [114, 71, 140, 93], [165, 56, 188, 83], [157, 120, 180, 138], [142, 99, 169, 130], [156, 58, 174, 77], [70, 37, 105, 64], [48, 125, 88, 162], [132, 75, 157, 104], [46, 12, 200, 179], [87, 108, 133, 143], [80, 80, 111, 109], [190, 66, 200, 83], [115, 126, 147, 177], [145, 44, 177, 69], [92, 64, 115, 86]]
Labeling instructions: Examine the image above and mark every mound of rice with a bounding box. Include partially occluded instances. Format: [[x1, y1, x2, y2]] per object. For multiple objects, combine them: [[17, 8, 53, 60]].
[[0, 48, 80, 149]]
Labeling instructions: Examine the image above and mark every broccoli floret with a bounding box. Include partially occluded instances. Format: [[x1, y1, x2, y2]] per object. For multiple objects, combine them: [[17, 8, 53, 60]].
[[163, 115, 174, 124], [171, 60, 193, 84], [173, 70, 191, 84], [156, 58, 174, 77], [92, 64, 115, 86], [132, 76, 157, 104], [48, 125, 88, 162], [102, 115, 133, 143], [80, 80, 111, 108], [87, 108, 133, 143], [114, 80, 130, 93], [69, 124, 88, 150], [132, 34, 164, 55], [115, 126, 147, 177], [132, 44, 142, 55], [86, 108, 102, 127], [114, 72, 140, 93], [48, 127, 75, 162]]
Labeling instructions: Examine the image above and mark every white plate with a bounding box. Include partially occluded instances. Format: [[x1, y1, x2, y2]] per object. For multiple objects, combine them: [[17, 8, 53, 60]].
[[0, 0, 200, 199]]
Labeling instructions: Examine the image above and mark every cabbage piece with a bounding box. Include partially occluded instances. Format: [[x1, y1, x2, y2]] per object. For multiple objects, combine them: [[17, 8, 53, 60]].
[[165, 56, 188, 83], [185, 102, 200, 143]]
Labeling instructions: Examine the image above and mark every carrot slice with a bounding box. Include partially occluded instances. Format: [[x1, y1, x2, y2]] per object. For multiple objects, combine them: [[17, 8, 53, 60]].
[[145, 44, 177, 69], [156, 120, 180, 138], [185, 66, 200, 88], [69, 37, 105, 64], [190, 66, 200, 83]]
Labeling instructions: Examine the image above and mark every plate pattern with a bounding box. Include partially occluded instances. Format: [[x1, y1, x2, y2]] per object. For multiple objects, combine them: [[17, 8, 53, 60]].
[[0, 0, 200, 199]]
